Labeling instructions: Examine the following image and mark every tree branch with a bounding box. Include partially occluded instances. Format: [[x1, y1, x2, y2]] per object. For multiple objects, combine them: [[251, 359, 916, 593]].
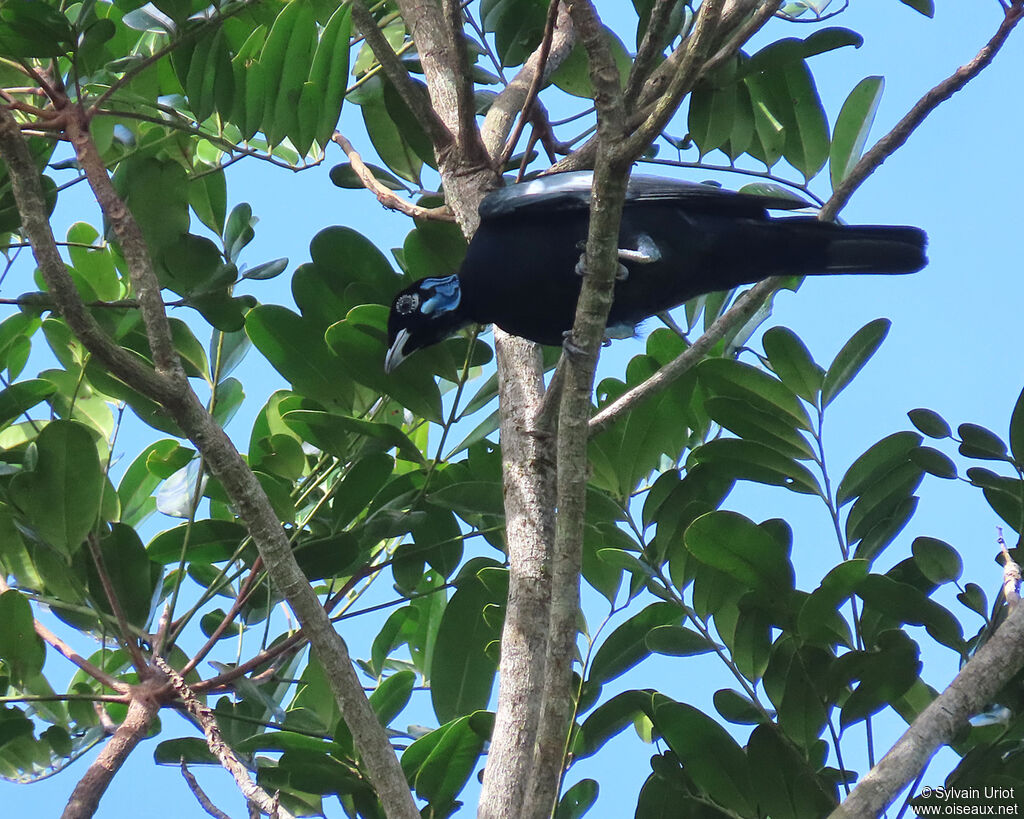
[[832, 582, 1024, 817], [155, 657, 298, 819], [481, 4, 575, 158], [497, 0, 563, 169], [0, 104, 420, 819], [331, 133, 455, 220], [822, 0, 1024, 220], [61, 692, 160, 819], [589, 277, 780, 436], [525, 2, 631, 815], [349, 0, 455, 154]]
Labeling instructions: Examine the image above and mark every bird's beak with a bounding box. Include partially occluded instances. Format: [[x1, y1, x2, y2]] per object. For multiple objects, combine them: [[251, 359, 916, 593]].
[[384, 329, 411, 374]]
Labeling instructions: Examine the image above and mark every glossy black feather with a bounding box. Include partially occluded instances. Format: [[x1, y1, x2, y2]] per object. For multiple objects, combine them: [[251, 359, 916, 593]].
[[385, 172, 927, 369]]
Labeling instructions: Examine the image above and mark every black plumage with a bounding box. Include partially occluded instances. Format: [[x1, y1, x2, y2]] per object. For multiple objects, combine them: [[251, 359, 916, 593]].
[[385, 172, 927, 372]]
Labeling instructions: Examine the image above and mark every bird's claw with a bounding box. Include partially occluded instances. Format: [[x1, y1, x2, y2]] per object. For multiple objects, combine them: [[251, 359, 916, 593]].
[[574, 256, 630, 281]]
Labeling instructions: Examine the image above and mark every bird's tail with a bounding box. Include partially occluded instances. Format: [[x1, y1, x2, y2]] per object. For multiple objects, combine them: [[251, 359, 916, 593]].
[[777, 217, 928, 276]]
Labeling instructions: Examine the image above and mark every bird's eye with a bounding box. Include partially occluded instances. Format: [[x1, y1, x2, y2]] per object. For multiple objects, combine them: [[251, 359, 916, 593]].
[[396, 294, 419, 314]]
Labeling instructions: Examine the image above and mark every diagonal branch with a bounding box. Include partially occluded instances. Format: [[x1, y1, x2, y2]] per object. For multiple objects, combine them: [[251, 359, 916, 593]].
[[822, 0, 1024, 220], [614, 0, 726, 163], [497, 0, 563, 170], [155, 657, 298, 819], [0, 104, 420, 819], [588, 0, 1024, 437], [481, 3, 575, 158], [349, 0, 455, 153], [61, 693, 161, 819], [331, 133, 455, 220]]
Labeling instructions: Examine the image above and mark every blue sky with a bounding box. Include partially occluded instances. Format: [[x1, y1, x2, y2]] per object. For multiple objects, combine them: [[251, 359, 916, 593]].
[[3, 1, 1024, 816]]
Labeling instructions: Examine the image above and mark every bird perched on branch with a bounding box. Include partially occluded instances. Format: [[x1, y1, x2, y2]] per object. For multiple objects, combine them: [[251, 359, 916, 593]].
[[385, 171, 927, 372]]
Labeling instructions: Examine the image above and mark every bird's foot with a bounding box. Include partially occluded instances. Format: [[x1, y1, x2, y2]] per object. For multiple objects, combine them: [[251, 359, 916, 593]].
[[573, 254, 631, 281], [618, 234, 661, 265], [562, 330, 614, 352]]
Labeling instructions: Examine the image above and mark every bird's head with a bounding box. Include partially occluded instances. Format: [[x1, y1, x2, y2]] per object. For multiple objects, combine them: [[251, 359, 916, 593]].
[[385, 274, 466, 373]]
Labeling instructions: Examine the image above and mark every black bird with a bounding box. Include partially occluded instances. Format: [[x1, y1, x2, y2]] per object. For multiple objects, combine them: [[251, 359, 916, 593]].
[[385, 172, 926, 372]]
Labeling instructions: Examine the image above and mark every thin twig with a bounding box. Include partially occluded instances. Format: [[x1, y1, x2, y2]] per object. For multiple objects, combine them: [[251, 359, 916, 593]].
[[498, 0, 562, 169], [822, 0, 1024, 220], [155, 657, 297, 819], [180, 759, 234, 819], [331, 134, 455, 220]]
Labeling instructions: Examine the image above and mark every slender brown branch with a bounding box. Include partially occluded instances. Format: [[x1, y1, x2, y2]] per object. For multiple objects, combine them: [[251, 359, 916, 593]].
[[589, 277, 780, 436], [442, 0, 482, 159], [331, 134, 455, 221], [526, 2, 631, 815], [349, 0, 455, 153], [831, 595, 1024, 818], [61, 692, 161, 819], [155, 657, 297, 819], [821, 0, 1024, 220], [624, 0, 679, 100], [615, 0, 726, 163], [66, 109, 183, 379], [0, 97, 419, 819], [498, 0, 562, 169], [180, 759, 233, 819], [87, 534, 149, 674], [0, 574, 128, 692], [481, 4, 575, 158]]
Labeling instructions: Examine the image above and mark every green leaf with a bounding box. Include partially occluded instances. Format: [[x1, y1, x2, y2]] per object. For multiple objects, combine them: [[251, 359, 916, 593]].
[[574, 689, 652, 759], [747, 724, 838, 817], [309, 4, 352, 146], [0, 379, 56, 429], [836, 431, 922, 506], [652, 698, 755, 814], [713, 689, 764, 725], [9, 421, 104, 557], [354, 76, 423, 185], [67, 222, 120, 301], [589, 603, 684, 686], [911, 537, 962, 585], [762, 326, 823, 403], [909, 446, 957, 479], [685, 511, 795, 594], [188, 166, 227, 236], [84, 524, 159, 628], [704, 396, 815, 460], [147, 519, 248, 564], [830, 76, 884, 191], [958, 423, 1009, 461], [1009, 385, 1024, 465], [480, 0, 550, 67], [556, 779, 599, 819], [0, 590, 45, 685], [325, 305, 443, 424], [908, 408, 951, 439], [404, 716, 488, 807], [690, 438, 823, 495], [899, 0, 934, 17], [698, 358, 812, 431], [822, 318, 889, 407], [430, 562, 504, 722], [688, 79, 737, 158], [369, 670, 415, 728], [246, 305, 353, 410], [261, 0, 316, 146], [645, 625, 716, 657]]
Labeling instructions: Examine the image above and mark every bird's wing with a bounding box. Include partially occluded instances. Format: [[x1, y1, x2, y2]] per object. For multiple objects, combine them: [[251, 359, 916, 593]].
[[478, 170, 809, 221]]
